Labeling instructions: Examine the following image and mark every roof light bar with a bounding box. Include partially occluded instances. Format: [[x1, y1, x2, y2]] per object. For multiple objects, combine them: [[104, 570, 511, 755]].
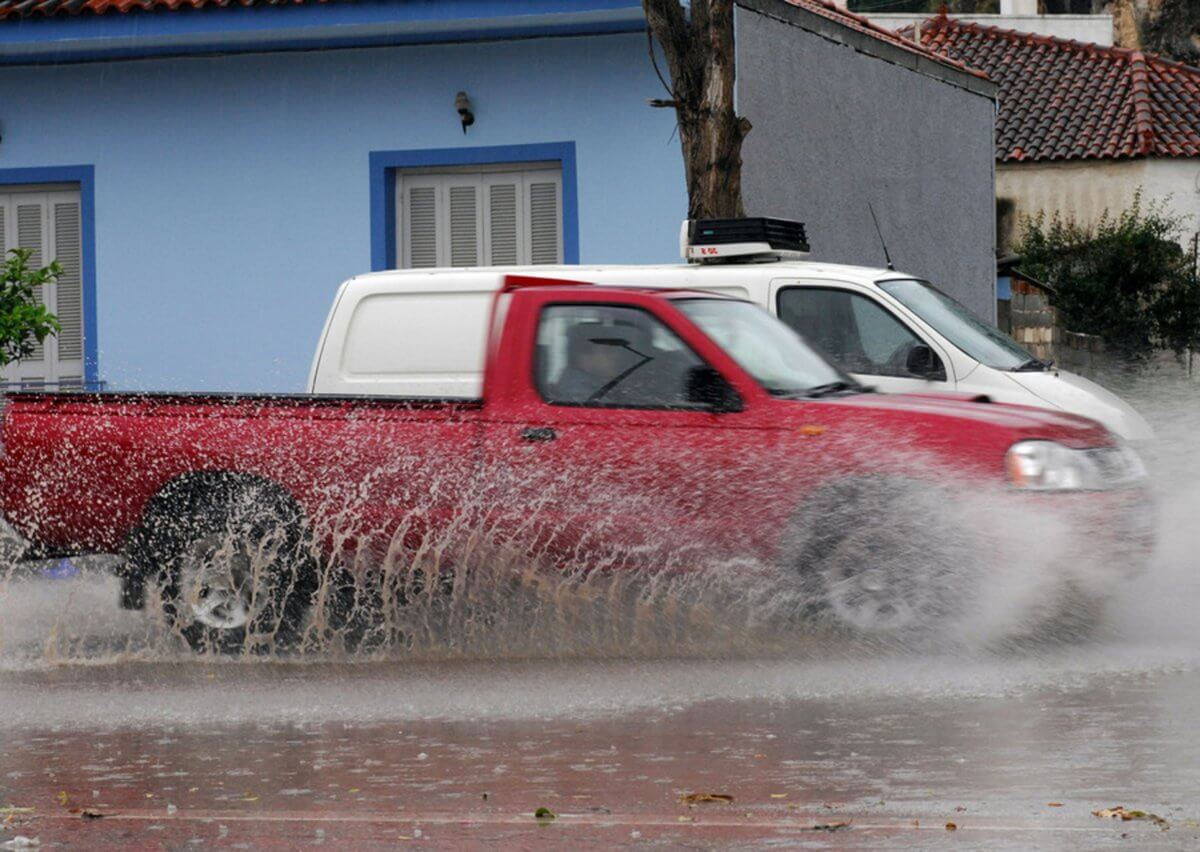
[[681, 217, 811, 263]]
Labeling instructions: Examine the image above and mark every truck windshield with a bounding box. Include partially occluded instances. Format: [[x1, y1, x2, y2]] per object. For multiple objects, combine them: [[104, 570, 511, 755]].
[[878, 278, 1039, 371], [674, 298, 856, 397]]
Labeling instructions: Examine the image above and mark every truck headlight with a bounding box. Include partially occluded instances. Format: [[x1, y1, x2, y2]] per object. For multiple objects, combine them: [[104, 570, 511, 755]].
[[1006, 440, 1146, 491]]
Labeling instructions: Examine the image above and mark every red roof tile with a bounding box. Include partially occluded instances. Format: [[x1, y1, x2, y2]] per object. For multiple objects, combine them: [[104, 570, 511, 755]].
[[903, 14, 1200, 162], [782, 0, 989, 82]]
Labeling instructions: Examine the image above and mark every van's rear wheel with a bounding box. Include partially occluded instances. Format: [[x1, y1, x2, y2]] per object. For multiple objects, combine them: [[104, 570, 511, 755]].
[[128, 477, 316, 653]]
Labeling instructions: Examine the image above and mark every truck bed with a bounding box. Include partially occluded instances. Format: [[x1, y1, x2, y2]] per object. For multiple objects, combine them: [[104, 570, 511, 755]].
[[0, 391, 484, 555]]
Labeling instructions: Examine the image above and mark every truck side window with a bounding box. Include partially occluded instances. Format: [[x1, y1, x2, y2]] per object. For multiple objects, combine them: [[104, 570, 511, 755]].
[[777, 287, 940, 380], [536, 305, 707, 408]]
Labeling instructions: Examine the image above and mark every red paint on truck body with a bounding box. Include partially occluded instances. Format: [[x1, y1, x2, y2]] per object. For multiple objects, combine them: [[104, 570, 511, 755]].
[[0, 283, 1127, 573]]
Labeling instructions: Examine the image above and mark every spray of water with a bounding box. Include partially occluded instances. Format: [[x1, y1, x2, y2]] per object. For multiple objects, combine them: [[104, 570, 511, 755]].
[[0, 366, 1195, 671]]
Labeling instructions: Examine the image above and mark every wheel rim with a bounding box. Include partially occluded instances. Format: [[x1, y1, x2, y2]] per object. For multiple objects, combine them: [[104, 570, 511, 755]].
[[178, 534, 256, 631], [820, 530, 930, 634]]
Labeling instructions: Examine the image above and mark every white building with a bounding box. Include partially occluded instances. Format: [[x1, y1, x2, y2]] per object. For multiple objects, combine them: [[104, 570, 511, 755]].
[[858, 0, 1113, 46], [905, 15, 1200, 254]]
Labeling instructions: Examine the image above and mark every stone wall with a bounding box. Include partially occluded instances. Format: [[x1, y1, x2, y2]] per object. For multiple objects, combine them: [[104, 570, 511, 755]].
[[1005, 278, 1114, 369], [1057, 330, 1108, 372], [1008, 279, 1061, 361]]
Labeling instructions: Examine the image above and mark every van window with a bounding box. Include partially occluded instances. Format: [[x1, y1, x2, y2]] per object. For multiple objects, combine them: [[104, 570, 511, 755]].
[[878, 278, 1033, 370], [777, 287, 939, 379]]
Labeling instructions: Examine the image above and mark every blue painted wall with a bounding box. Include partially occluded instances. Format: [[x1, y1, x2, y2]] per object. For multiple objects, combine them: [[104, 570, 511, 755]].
[[0, 33, 686, 391]]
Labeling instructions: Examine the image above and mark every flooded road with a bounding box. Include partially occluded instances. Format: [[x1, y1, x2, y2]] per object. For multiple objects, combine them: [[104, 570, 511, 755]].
[[1, 374, 1198, 848], [0, 650, 1199, 847], [1, 566, 1198, 848]]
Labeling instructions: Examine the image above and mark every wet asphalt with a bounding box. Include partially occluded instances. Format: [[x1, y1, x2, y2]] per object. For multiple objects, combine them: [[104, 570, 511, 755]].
[[1, 568, 1198, 849]]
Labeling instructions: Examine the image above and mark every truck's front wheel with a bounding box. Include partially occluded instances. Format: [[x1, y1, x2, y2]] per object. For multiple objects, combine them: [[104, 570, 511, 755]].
[[780, 477, 969, 640], [129, 477, 316, 653]]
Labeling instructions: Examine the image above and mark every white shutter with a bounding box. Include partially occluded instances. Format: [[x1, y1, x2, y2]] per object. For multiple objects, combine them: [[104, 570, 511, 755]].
[[395, 164, 563, 269], [53, 202, 82, 363], [16, 202, 45, 363], [405, 184, 440, 269], [485, 182, 520, 266], [528, 179, 561, 265], [0, 188, 86, 388], [447, 184, 480, 267]]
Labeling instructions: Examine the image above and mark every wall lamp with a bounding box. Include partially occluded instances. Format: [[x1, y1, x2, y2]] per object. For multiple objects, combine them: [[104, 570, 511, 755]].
[[455, 91, 475, 134]]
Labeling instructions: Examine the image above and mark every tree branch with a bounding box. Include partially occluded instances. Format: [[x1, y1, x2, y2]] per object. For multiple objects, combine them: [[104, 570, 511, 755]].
[[645, 27, 675, 99]]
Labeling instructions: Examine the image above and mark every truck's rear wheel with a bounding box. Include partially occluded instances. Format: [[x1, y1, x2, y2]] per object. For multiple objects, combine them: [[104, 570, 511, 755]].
[[128, 477, 316, 653]]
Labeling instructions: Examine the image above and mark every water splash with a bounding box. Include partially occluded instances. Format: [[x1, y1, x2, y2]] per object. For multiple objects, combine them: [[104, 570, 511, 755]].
[[0, 368, 1193, 669]]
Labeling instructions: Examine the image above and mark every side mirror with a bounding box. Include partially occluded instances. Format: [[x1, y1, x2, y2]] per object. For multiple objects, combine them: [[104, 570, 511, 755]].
[[685, 366, 743, 413], [905, 343, 946, 381]]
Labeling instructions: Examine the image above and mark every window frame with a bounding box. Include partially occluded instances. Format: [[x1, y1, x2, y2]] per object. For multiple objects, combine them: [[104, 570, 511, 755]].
[[395, 164, 563, 269], [532, 301, 725, 412], [370, 143, 579, 273], [0, 166, 98, 390], [775, 284, 946, 382]]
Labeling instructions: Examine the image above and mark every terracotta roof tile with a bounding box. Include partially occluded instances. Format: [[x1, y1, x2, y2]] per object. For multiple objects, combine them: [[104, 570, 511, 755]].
[[902, 14, 1200, 162]]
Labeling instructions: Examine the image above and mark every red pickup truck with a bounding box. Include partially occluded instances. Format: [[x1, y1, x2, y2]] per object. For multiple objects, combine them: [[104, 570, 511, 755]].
[[0, 278, 1151, 651]]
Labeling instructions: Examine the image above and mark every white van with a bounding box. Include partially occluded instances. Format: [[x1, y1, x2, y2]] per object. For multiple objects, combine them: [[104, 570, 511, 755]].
[[310, 244, 1151, 441]]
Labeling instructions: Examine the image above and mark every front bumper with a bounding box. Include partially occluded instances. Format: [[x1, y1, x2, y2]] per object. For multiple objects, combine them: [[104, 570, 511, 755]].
[[1050, 486, 1157, 577]]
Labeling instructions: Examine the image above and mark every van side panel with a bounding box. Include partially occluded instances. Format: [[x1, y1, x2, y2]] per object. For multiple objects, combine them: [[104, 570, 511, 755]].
[[338, 290, 493, 397], [306, 277, 353, 393], [312, 274, 507, 398]]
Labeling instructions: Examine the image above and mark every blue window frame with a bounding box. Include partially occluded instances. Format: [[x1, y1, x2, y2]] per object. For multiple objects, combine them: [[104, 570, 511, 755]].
[[369, 142, 579, 271], [0, 165, 98, 389]]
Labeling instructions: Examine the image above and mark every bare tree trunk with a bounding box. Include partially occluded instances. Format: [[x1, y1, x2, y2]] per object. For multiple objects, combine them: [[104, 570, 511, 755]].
[[643, 0, 752, 220]]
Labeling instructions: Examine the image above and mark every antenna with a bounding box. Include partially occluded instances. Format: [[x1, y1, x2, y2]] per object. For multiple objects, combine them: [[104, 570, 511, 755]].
[[868, 203, 895, 271]]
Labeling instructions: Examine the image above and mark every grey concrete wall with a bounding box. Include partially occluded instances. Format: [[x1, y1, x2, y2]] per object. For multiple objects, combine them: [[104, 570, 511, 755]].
[[735, 3, 998, 320]]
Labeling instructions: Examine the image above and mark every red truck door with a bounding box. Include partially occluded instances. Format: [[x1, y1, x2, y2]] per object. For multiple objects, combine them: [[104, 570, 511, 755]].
[[479, 287, 781, 573]]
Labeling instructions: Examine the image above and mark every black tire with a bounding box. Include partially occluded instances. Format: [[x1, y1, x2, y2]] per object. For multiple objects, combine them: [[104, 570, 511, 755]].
[[779, 477, 972, 640], [126, 475, 316, 653]]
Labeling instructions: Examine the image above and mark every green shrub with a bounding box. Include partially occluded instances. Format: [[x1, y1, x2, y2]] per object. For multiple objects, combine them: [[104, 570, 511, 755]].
[[0, 248, 61, 368], [1015, 193, 1199, 358]]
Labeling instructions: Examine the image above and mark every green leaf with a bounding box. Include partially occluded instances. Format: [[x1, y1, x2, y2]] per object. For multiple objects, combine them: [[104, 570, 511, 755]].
[[0, 246, 62, 367], [1014, 189, 1199, 357]]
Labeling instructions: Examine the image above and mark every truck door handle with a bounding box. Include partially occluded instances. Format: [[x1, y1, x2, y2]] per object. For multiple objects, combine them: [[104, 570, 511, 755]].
[[519, 426, 557, 443]]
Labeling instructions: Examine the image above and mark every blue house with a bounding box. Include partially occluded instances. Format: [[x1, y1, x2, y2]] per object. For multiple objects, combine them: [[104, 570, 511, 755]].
[[0, 0, 995, 392]]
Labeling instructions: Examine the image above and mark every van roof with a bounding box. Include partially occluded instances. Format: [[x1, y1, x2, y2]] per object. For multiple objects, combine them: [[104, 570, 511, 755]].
[[347, 260, 910, 290]]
